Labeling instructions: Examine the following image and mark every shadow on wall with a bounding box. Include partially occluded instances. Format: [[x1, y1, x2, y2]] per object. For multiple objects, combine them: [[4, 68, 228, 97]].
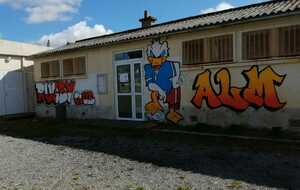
[[0, 119, 299, 189], [0, 65, 34, 116]]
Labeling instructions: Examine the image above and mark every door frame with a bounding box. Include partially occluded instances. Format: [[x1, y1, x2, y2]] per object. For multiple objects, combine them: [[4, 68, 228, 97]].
[[113, 55, 145, 121]]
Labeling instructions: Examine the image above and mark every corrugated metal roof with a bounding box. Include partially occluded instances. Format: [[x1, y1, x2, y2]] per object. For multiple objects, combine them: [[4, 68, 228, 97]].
[[32, 0, 300, 58]]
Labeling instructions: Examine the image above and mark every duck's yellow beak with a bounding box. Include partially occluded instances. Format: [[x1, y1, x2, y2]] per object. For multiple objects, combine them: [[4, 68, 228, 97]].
[[148, 57, 167, 67]]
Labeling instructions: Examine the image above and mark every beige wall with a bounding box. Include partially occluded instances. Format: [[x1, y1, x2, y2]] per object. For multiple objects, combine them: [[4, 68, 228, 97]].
[[33, 15, 300, 129]]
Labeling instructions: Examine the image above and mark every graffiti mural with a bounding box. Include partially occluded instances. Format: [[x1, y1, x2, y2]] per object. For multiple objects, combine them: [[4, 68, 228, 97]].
[[191, 65, 286, 111], [35, 80, 96, 105], [144, 40, 183, 124], [73, 90, 96, 105]]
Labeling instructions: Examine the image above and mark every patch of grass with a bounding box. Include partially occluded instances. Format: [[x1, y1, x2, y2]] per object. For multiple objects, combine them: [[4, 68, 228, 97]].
[[227, 180, 242, 189], [177, 184, 192, 190], [72, 176, 80, 181], [176, 182, 192, 190], [125, 184, 145, 190]]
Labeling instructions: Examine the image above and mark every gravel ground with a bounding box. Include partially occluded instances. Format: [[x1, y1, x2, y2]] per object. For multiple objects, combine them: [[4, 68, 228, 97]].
[[0, 134, 299, 190]]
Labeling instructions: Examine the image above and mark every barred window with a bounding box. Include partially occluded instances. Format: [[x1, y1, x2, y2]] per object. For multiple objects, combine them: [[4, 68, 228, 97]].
[[242, 29, 271, 60], [63, 57, 86, 76], [183, 39, 204, 65], [208, 34, 233, 63], [74, 57, 86, 75], [182, 34, 233, 65], [41, 60, 59, 78], [279, 25, 300, 57], [63, 58, 74, 76]]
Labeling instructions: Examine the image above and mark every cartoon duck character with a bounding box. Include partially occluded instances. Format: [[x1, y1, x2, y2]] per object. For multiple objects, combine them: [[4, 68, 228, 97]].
[[144, 40, 183, 124]]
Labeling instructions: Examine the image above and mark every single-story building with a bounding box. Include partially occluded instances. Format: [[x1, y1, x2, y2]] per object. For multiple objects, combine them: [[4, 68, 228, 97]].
[[31, 0, 300, 129], [0, 39, 50, 116]]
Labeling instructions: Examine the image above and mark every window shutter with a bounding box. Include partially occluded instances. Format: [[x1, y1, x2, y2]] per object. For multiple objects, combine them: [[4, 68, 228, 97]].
[[182, 39, 204, 65], [242, 29, 271, 60], [74, 57, 86, 75], [49, 61, 60, 77], [208, 34, 233, 63], [63, 58, 74, 76], [182, 34, 233, 65], [279, 25, 300, 56], [41, 62, 50, 78]]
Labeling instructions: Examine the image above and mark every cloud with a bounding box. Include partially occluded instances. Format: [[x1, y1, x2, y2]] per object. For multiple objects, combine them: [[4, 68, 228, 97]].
[[37, 21, 113, 47], [0, 0, 82, 23], [201, 2, 234, 14]]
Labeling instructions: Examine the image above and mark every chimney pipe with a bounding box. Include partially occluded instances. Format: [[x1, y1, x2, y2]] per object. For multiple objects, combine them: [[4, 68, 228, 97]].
[[139, 10, 157, 28], [46, 40, 50, 47]]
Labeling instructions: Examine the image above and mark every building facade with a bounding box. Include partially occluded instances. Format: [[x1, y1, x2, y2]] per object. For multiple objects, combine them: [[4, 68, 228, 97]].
[[32, 0, 300, 129], [0, 39, 50, 116]]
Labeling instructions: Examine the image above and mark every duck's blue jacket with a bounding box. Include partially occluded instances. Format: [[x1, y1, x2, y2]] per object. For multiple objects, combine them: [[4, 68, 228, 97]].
[[144, 61, 177, 95]]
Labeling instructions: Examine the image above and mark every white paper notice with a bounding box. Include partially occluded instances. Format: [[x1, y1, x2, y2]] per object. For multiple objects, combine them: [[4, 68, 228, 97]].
[[119, 73, 129, 83]]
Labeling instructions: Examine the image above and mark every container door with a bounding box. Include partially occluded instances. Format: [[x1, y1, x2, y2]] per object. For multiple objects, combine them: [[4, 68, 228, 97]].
[[3, 71, 25, 115]]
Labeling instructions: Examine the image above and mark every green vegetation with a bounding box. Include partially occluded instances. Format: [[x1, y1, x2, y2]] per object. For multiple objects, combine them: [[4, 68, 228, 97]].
[[176, 184, 192, 190], [135, 187, 145, 190], [227, 180, 243, 189], [125, 184, 145, 190]]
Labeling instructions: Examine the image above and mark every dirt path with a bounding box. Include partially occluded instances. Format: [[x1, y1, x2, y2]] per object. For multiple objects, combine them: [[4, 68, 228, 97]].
[[0, 133, 299, 190]]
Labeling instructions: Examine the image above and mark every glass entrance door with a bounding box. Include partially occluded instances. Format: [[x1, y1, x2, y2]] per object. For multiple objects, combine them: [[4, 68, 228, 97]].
[[116, 62, 143, 120]]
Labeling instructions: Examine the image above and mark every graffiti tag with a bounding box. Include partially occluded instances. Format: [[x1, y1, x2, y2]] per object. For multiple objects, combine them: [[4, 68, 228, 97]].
[[35, 80, 96, 105], [191, 65, 286, 111]]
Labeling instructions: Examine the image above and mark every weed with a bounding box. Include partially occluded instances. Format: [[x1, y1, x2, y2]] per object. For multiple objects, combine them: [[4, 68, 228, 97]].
[[177, 183, 192, 190], [227, 180, 242, 189]]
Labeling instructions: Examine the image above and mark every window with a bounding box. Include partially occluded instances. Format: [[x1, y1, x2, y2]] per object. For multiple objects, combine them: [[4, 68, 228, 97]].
[[242, 25, 300, 60], [41, 60, 59, 78], [279, 25, 300, 57], [41, 62, 50, 78], [74, 57, 86, 75], [182, 34, 233, 65], [183, 39, 204, 65], [63, 58, 74, 76], [242, 29, 271, 60], [63, 56, 86, 76], [208, 35, 233, 63], [114, 50, 143, 61]]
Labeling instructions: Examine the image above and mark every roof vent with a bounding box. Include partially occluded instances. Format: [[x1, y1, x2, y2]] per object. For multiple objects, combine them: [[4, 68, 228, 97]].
[[139, 10, 157, 28], [46, 40, 51, 47]]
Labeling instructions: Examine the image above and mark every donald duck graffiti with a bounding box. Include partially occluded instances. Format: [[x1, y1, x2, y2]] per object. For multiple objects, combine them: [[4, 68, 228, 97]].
[[144, 40, 183, 124]]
